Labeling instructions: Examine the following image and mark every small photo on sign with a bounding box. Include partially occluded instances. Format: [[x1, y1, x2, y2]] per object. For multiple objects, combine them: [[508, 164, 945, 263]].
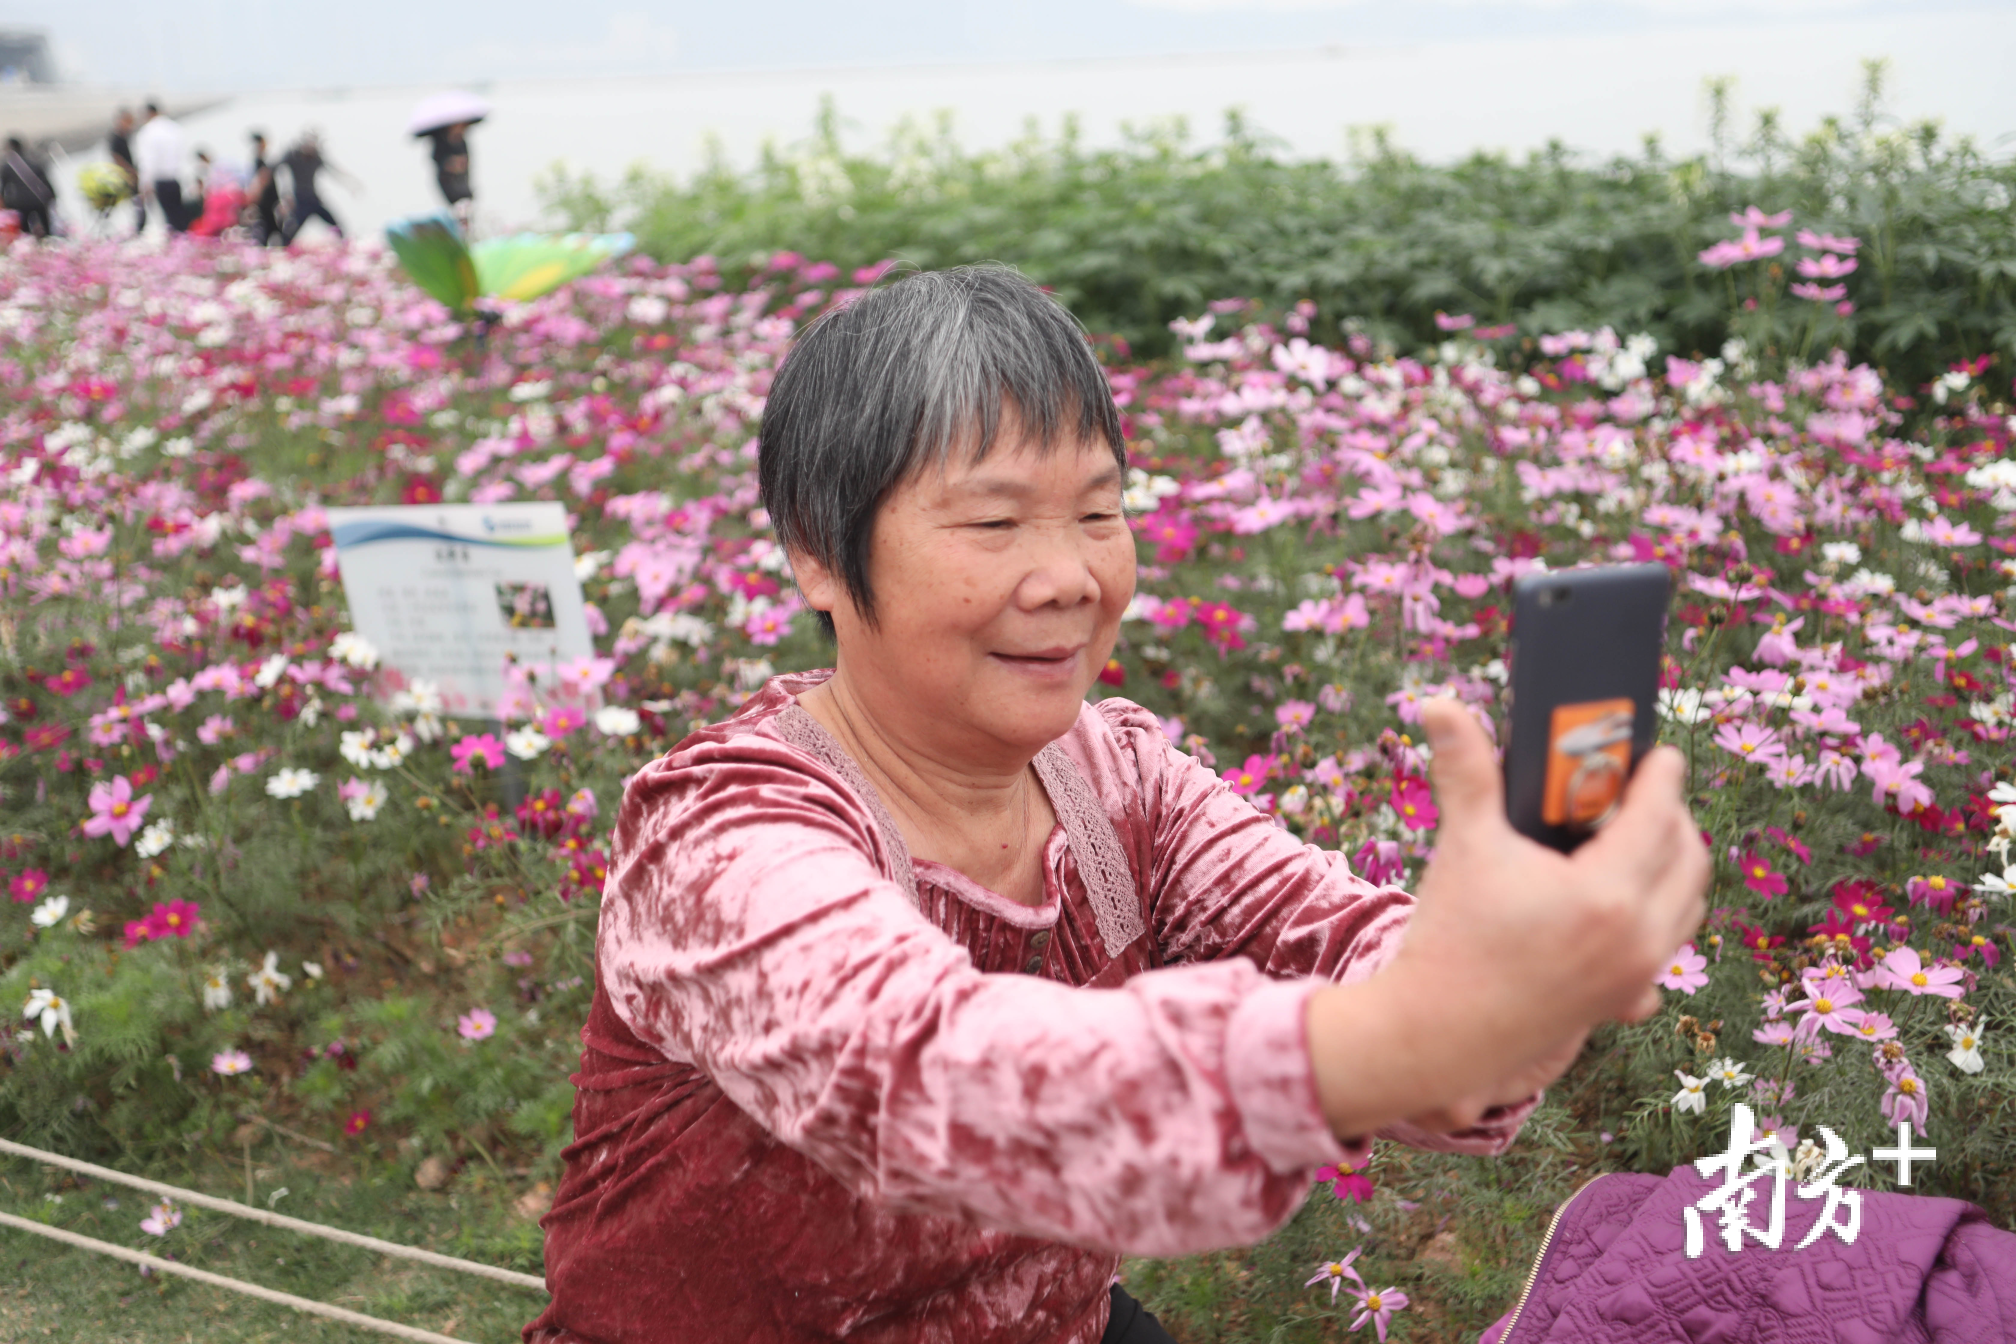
[[495, 581, 556, 630], [1541, 698, 1634, 831]]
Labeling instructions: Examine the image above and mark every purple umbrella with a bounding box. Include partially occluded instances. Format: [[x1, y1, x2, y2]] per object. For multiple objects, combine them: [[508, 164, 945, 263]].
[[407, 91, 492, 139]]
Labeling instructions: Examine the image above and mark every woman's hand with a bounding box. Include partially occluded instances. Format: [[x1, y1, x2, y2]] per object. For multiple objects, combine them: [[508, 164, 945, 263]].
[[1305, 698, 1708, 1139]]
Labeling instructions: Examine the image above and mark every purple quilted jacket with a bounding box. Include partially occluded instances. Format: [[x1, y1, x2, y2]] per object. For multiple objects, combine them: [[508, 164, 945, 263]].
[[1480, 1167, 2016, 1343]]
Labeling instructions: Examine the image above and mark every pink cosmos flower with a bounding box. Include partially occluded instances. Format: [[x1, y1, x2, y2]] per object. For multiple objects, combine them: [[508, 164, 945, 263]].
[[1882, 1066, 1929, 1129], [1274, 700, 1316, 733], [1850, 1011, 1899, 1043], [1658, 943, 1709, 994], [1433, 311, 1475, 331], [1753, 1019, 1796, 1046], [1790, 282, 1847, 303], [449, 733, 506, 774], [541, 704, 588, 738], [1699, 229, 1785, 268], [1870, 946, 1965, 998], [140, 1199, 182, 1235], [147, 899, 200, 939], [82, 775, 153, 847], [1863, 755, 1934, 813], [9, 868, 49, 903], [1797, 228, 1860, 254], [1348, 1284, 1411, 1341], [211, 1049, 253, 1076], [1787, 978, 1866, 1037], [457, 1007, 498, 1041], [197, 714, 235, 745], [1795, 254, 1858, 280], [1305, 1247, 1365, 1303], [1731, 205, 1794, 228], [1714, 721, 1788, 768]]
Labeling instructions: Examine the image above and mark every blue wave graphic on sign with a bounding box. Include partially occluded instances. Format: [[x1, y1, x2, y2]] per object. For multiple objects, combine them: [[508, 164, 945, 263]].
[[331, 521, 567, 550]]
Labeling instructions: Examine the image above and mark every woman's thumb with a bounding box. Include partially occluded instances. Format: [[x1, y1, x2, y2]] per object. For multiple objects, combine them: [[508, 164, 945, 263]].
[[1421, 698, 1503, 830]]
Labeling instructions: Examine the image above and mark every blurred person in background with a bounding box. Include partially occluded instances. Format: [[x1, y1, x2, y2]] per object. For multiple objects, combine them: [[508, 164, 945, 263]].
[[249, 132, 282, 245], [133, 101, 192, 233], [280, 130, 359, 244], [2, 136, 55, 238], [108, 108, 144, 234], [428, 121, 475, 233]]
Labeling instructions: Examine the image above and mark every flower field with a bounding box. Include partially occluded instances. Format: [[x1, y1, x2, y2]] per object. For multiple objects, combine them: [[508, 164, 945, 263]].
[[2, 218, 2014, 1341]]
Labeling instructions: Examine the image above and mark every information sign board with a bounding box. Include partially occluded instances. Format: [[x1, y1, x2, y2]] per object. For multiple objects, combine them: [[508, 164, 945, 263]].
[[326, 502, 592, 719]]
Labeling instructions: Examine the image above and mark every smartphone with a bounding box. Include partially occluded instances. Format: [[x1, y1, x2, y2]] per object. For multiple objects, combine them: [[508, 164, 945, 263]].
[[1501, 564, 1671, 852]]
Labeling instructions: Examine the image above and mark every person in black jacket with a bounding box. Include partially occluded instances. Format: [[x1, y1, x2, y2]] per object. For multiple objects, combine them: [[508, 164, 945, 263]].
[[108, 108, 144, 234], [428, 121, 475, 232], [2, 136, 56, 238], [249, 132, 283, 245]]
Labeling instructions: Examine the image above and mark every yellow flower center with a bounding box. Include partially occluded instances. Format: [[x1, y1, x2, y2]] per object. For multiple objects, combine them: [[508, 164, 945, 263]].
[[1972, 936, 1986, 947], [1671, 964, 1685, 976], [1814, 998, 1834, 1014], [1911, 972, 1928, 987], [112, 802, 128, 817], [1366, 1295, 1383, 1311], [1901, 1079, 1918, 1095], [1930, 878, 1947, 890]]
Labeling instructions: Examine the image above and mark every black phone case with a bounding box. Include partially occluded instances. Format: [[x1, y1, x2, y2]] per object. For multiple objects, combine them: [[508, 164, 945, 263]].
[[1502, 564, 1671, 852]]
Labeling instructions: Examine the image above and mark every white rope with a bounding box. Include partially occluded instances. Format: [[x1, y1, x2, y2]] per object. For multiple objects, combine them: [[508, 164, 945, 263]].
[[0, 1210, 483, 1344], [0, 1137, 547, 1291]]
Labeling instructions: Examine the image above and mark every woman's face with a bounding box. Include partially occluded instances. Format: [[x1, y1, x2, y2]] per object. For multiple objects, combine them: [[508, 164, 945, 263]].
[[798, 431, 1135, 759]]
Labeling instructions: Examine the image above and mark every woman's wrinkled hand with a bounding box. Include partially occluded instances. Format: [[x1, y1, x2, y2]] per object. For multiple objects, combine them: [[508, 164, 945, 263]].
[[1306, 697, 1708, 1140]]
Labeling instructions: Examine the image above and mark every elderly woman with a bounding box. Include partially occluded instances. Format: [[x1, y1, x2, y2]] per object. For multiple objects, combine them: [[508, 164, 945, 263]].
[[526, 267, 1707, 1344]]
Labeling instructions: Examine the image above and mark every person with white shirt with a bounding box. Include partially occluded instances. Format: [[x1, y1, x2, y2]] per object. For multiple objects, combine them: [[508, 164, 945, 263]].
[[132, 101, 191, 234]]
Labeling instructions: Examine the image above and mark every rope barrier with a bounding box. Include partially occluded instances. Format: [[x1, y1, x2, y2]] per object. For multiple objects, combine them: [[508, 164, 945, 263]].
[[0, 1137, 548, 1291], [0, 1211, 483, 1344]]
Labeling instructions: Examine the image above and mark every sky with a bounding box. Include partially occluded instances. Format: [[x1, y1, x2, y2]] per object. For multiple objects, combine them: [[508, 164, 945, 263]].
[[9, 0, 2013, 91]]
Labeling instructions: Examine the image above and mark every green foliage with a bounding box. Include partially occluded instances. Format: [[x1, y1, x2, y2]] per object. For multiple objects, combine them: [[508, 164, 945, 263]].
[[542, 68, 2016, 392]]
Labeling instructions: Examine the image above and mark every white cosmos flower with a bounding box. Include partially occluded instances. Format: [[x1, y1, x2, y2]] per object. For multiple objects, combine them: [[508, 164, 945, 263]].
[[344, 779, 387, 822], [267, 768, 319, 799], [135, 820, 175, 858], [247, 951, 293, 1005], [1672, 1072, 1708, 1115], [1976, 867, 2015, 898], [253, 654, 291, 689], [505, 727, 551, 761], [1945, 1021, 1986, 1075], [23, 987, 76, 1044], [328, 632, 380, 669], [201, 969, 232, 1011], [31, 895, 70, 928], [595, 706, 641, 737], [1707, 1058, 1753, 1089]]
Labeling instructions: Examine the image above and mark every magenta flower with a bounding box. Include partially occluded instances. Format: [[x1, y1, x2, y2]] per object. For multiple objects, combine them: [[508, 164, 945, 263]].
[[1347, 1284, 1411, 1341], [9, 868, 50, 904], [1224, 754, 1272, 796], [1389, 776, 1438, 831], [1658, 943, 1710, 994], [146, 899, 200, 940], [1315, 1160, 1375, 1203], [1737, 851, 1788, 899], [82, 775, 153, 846], [449, 733, 506, 773], [1871, 946, 1966, 999], [457, 1007, 497, 1041]]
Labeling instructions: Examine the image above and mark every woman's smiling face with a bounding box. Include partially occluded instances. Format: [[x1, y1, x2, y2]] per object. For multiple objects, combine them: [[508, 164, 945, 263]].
[[796, 429, 1135, 758]]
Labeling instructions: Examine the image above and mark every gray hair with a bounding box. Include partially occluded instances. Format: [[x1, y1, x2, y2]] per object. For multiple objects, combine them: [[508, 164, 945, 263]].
[[758, 264, 1126, 636]]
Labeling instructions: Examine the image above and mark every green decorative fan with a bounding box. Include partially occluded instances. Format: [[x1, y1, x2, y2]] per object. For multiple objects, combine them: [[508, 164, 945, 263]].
[[385, 213, 634, 314]]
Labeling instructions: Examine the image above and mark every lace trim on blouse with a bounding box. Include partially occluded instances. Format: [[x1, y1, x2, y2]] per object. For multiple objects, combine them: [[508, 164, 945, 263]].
[[769, 703, 1143, 957]]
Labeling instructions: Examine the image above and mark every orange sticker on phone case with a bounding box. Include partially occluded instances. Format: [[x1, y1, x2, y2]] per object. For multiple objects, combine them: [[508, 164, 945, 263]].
[[1541, 698, 1634, 831]]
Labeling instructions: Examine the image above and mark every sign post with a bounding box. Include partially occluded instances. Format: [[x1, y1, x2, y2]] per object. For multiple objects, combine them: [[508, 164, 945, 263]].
[[326, 502, 593, 721]]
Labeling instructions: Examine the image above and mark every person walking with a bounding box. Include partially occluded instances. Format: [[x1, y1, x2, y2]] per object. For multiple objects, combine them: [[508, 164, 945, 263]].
[[1, 137, 56, 238], [427, 121, 475, 232], [132, 101, 191, 233], [279, 131, 359, 244], [248, 132, 282, 245], [107, 108, 144, 234]]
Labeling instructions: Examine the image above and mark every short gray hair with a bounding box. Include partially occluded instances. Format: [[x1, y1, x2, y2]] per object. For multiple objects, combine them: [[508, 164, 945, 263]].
[[758, 265, 1126, 636]]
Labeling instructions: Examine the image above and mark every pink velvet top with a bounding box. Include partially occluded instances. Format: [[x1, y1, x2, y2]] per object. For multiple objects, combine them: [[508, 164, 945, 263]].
[[526, 670, 1533, 1344]]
